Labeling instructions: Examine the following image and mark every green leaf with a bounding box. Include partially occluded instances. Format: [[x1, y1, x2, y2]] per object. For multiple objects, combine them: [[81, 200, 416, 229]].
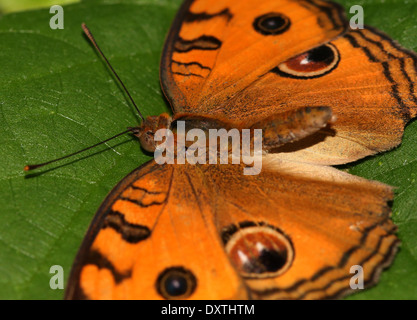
[[0, 0, 80, 14], [0, 0, 416, 300], [0, 0, 181, 299]]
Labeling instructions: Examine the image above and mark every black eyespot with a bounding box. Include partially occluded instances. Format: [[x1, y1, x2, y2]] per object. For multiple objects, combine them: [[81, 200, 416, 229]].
[[253, 13, 291, 35], [274, 43, 340, 79], [223, 222, 294, 279], [156, 267, 197, 299]]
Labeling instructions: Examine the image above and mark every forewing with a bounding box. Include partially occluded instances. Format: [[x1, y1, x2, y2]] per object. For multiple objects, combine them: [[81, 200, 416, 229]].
[[161, 0, 347, 112]]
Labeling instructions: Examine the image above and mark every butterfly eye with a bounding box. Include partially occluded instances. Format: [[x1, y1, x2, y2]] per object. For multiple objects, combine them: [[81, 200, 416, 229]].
[[253, 13, 291, 35], [275, 43, 340, 79], [156, 267, 197, 299], [224, 223, 294, 279]]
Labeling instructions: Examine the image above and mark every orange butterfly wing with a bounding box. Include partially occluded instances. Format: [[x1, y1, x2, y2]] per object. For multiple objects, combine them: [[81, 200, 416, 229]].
[[201, 160, 398, 299], [65, 161, 248, 299], [225, 27, 417, 165], [66, 159, 397, 299], [161, 0, 347, 112]]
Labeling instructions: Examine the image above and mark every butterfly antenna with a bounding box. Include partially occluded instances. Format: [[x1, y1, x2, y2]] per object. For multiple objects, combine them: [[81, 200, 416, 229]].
[[82, 23, 145, 122], [24, 128, 138, 171]]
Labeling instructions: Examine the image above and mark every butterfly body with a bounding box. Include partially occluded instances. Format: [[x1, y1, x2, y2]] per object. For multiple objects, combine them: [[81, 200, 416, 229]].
[[64, 0, 417, 299]]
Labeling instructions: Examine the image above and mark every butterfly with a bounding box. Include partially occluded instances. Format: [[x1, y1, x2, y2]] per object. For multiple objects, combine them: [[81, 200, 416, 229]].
[[52, 0, 417, 299]]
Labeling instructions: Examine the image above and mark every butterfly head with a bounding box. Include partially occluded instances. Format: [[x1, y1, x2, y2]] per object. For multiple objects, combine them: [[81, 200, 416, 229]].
[[131, 113, 172, 153]]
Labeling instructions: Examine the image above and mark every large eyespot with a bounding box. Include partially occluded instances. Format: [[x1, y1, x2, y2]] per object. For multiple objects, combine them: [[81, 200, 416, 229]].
[[253, 12, 291, 35], [223, 222, 294, 279], [275, 43, 340, 79], [156, 267, 197, 299]]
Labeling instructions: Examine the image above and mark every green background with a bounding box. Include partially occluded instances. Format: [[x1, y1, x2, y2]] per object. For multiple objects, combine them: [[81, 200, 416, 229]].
[[0, 0, 79, 14], [0, 0, 416, 299]]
